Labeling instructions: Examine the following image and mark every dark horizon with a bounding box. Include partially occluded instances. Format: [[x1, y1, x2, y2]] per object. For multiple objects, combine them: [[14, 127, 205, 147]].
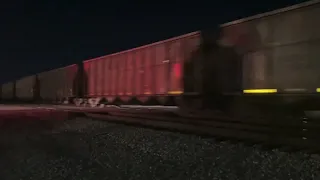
[[0, 0, 308, 84]]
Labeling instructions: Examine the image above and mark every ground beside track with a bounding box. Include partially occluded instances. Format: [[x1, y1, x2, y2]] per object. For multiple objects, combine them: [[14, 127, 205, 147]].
[[0, 116, 320, 180]]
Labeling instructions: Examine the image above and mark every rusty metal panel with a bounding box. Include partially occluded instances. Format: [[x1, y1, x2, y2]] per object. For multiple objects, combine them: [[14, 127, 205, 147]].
[[38, 64, 77, 100], [1, 82, 14, 100], [16, 75, 36, 100]]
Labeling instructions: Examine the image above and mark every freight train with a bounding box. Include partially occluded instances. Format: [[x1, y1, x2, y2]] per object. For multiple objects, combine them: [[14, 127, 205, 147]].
[[1, 0, 320, 116]]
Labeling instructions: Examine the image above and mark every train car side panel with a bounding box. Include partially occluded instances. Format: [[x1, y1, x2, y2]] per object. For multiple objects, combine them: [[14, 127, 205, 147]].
[[117, 54, 126, 96], [134, 50, 143, 96], [38, 64, 77, 101], [1, 82, 14, 100], [220, 21, 264, 90], [96, 59, 104, 96], [83, 61, 94, 97], [154, 43, 168, 95], [66, 65, 78, 97], [125, 52, 135, 96], [271, 3, 320, 92], [111, 56, 118, 96], [83, 62, 90, 97], [92, 60, 98, 96], [168, 39, 183, 95], [38, 71, 59, 101], [15, 75, 36, 100], [144, 46, 154, 95], [180, 34, 201, 94], [222, 2, 320, 93], [102, 57, 110, 96], [105, 57, 112, 96]]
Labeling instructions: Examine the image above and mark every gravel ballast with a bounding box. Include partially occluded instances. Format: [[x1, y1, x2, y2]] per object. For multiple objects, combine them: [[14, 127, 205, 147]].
[[0, 117, 319, 180]]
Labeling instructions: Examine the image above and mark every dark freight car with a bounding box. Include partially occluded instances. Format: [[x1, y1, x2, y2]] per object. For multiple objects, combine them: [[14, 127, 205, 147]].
[[37, 64, 78, 102], [220, 0, 320, 93], [1, 82, 14, 101], [15, 75, 37, 101]]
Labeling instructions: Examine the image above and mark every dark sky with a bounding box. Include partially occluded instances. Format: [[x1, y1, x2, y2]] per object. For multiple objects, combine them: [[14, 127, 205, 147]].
[[0, 0, 307, 83]]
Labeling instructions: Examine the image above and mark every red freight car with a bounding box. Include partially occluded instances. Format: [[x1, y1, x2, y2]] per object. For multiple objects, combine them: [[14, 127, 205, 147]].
[[83, 32, 201, 105]]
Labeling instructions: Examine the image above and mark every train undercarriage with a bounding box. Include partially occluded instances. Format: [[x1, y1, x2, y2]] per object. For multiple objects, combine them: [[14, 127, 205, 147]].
[[68, 91, 320, 122]]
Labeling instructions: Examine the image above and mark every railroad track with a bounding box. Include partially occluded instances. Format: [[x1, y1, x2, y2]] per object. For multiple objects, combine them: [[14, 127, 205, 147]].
[[83, 108, 320, 154]]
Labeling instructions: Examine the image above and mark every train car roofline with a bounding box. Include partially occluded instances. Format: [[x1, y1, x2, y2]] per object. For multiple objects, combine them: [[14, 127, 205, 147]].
[[36, 64, 78, 75], [82, 0, 319, 64], [221, 0, 320, 27]]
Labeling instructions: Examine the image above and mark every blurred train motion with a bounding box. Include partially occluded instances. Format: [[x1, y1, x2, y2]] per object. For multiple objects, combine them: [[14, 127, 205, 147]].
[[1, 0, 320, 115]]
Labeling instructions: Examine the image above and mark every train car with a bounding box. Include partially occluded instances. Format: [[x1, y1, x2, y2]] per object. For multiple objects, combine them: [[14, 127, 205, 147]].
[[2, 0, 318, 115], [1, 82, 15, 102], [15, 75, 37, 102], [82, 32, 200, 106], [182, 0, 320, 114], [37, 64, 78, 103], [79, 0, 320, 113], [223, 0, 320, 94]]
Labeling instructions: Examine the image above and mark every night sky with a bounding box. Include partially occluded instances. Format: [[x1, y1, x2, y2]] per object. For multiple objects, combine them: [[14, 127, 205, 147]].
[[0, 0, 307, 83]]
